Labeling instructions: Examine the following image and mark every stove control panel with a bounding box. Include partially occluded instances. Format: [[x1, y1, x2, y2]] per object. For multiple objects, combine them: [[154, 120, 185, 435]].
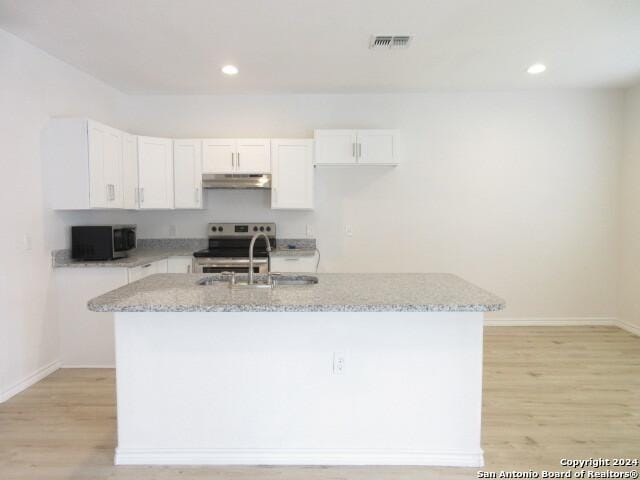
[[208, 223, 276, 237]]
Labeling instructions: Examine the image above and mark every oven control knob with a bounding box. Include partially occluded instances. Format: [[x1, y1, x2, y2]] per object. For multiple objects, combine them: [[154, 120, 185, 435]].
[[266, 226, 271, 232], [259, 226, 265, 232], [218, 226, 223, 232], [253, 226, 258, 232], [211, 226, 217, 232]]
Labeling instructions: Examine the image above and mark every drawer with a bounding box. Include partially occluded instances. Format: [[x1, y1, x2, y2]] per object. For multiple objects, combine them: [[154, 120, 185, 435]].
[[128, 259, 168, 283], [167, 256, 194, 273], [271, 255, 317, 273]]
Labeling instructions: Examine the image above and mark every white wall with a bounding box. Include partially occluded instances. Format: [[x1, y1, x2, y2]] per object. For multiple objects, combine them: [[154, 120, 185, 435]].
[[112, 92, 623, 321], [619, 84, 640, 332], [0, 29, 126, 398]]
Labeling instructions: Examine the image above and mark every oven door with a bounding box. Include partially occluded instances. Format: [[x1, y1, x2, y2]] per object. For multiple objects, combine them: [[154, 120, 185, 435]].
[[193, 257, 268, 274]]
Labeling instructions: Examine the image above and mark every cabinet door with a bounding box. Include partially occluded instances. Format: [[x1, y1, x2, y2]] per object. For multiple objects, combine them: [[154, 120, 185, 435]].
[[127, 262, 155, 283], [271, 139, 314, 210], [356, 130, 399, 165], [270, 255, 317, 273], [167, 256, 194, 273], [103, 127, 124, 207], [88, 120, 124, 208], [138, 136, 174, 209], [313, 130, 357, 165], [123, 133, 139, 209], [202, 139, 236, 173], [173, 140, 203, 209], [236, 139, 271, 173], [154, 258, 169, 273], [127, 259, 169, 283]]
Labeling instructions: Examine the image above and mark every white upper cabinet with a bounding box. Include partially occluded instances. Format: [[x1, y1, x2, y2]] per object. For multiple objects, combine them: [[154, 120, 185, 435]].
[[314, 130, 357, 165], [173, 139, 203, 209], [203, 139, 235, 174], [236, 139, 271, 173], [357, 130, 398, 165], [203, 139, 271, 174], [271, 139, 314, 210], [314, 129, 399, 166], [122, 133, 139, 209], [88, 120, 124, 208], [138, 136, 174, 209], [44, 118, 126, 210]]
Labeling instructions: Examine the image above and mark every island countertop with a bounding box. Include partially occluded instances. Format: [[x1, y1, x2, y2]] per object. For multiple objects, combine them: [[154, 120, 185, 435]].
[[87, 273, 505, 313]]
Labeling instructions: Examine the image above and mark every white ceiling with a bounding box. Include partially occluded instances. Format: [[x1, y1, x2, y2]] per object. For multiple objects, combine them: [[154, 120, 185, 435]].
[[1, 0, 639, 94]]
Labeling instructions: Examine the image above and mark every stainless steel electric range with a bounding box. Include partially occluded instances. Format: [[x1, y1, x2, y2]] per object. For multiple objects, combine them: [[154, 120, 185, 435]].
[[192, 223, 276, 274]]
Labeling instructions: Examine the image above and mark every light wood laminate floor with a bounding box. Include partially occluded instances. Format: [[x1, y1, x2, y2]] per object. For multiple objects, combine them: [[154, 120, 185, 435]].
[[1, 326, 639, 479]]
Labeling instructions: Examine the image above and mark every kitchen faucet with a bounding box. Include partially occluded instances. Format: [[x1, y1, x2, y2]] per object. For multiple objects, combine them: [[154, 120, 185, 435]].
[[248, 232, 272, 285]]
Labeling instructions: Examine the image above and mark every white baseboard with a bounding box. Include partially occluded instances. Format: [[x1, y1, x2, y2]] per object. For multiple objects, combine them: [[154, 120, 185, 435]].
[[115, 447, 484, 467], [484, 317, 638, 336], [484, 317, 616, 327], [616, 318, 640, 336], [61, 364, 115, 369], [0, 359, 61, 403]]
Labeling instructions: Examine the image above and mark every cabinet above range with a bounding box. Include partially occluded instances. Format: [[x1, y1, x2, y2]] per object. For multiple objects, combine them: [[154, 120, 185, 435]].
[[202, 138, 271, 174]]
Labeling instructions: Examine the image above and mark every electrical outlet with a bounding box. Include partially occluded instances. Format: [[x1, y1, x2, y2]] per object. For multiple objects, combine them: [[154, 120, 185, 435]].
[[168, 225, 177, 237], [345, 224, 353, 237], [333, 352, 346, 375], [306, 224, 314, 237], [23, 234, 32, 251]]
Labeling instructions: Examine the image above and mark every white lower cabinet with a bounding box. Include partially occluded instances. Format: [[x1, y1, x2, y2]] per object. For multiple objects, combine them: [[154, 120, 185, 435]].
[[271, 255, 317, 273], [271, 139, 314, 209], [127, 259, 168, 283], [167, 256, 194, 273]]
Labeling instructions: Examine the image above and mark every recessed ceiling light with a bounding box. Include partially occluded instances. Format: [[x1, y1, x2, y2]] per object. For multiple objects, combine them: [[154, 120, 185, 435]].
[[222, 65, 239, 75], [527, 63, 546, 75]]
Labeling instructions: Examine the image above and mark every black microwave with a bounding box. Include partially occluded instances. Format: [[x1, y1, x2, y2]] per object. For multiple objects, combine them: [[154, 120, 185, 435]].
[[71, 225, 137, 260]]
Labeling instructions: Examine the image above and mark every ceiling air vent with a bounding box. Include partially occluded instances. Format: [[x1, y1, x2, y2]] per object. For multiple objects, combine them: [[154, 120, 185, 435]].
[[369, 35, 413, 49]]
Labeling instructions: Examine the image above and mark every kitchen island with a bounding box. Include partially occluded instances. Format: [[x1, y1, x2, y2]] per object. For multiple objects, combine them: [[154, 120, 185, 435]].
[[89, 273, 504, 467]]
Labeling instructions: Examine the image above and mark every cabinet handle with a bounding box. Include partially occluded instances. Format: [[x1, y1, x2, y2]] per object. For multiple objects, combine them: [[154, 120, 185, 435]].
[[140, 187, 145, 204], [285, 257, 299, 261], [358, 143, 362, 159], [237, 153, 240, 169], [231, 152, 235, 168], [111, 184, 116, 201], [134, 187, 139, 206], [187, 265, 191, 273], [142, 263, 152, 268], [194, 188, 200, 204], [352, 143, 356, 157]]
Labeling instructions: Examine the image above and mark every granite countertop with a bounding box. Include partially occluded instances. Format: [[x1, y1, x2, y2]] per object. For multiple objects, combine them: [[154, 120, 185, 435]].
[[53, 238, 316, 268], [87, 273, 505, 313], [271, 247, 316, 257]]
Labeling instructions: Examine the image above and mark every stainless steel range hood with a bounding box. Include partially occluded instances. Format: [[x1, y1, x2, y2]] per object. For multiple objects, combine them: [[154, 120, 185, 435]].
[[202, 174, 271, 189]]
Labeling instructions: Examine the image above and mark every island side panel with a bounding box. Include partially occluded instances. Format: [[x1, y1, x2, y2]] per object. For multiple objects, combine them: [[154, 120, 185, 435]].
[[114, 311, 484, 466]]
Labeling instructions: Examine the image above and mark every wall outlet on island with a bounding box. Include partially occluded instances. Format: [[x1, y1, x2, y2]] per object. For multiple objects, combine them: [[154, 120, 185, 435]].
[[168, 225, 176, 237], [345, 224, 353, 237], [333, 352, 346, 375]]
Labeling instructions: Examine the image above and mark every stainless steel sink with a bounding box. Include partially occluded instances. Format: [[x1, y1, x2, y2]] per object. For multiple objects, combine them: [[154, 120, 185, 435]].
[[271, 275, 318, 286], [197, 273, 318, 288]]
